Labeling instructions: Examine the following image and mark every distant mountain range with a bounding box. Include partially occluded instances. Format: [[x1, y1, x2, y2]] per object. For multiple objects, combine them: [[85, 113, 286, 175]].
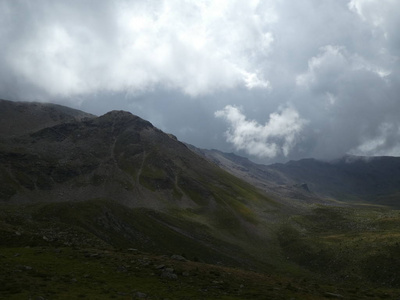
[[1, 99, 400, 297], [193, 148, 400, 208]]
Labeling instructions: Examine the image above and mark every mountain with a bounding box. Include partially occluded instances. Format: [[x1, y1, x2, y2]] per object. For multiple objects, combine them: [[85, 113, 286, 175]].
[[195, 148, 400, 208], [1, 100, 400, 299], [189, 147, 328, 207], [0, 101, 280, 269], [270, 156, 400, 207]]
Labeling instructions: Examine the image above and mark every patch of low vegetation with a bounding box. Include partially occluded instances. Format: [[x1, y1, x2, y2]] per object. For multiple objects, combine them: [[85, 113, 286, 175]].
[[279, 204, 400, 289]]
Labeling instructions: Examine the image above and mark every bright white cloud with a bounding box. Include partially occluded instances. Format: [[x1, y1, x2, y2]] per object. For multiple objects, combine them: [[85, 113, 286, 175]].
[[215, 105, 307, 158], [241, 71, 271, 90], [2, 0, 276, 98]]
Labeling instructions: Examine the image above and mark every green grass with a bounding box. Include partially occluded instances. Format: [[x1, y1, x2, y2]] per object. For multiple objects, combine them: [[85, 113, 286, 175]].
[[1, 192, 400, 298], [2, 246, 398, 300], [1, 200, 400, 299], [278, 205, 400, 287], [0, 199, 264, 268]]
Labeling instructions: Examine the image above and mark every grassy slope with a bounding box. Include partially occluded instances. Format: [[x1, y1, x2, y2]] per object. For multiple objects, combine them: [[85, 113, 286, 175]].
[[278, 205, 400, 288], [0, 199, 264, 268], [1, 200, 400, 299]]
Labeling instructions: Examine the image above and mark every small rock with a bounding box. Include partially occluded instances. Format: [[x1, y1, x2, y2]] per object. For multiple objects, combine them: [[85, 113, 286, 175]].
[[133, 291, 147, 298], [324, 292, 344, 298], [171, 254, 187, 261], [182, 271, 190, 277], [155, 264, 165, 270], [161, 271, 178, 280]]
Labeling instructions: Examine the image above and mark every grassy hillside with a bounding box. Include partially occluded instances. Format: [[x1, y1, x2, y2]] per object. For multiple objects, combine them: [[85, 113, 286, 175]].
[[1, 199, 400, 299], [278, 205, 400, 288], [0, 199, 269, 269]]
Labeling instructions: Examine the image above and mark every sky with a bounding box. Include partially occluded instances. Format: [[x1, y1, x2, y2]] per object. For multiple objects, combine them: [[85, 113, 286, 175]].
[[1, 0, 400, 163]]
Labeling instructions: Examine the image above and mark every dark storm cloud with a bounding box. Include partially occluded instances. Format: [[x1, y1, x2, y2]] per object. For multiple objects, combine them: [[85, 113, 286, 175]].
[[0, 0, 399, 162]]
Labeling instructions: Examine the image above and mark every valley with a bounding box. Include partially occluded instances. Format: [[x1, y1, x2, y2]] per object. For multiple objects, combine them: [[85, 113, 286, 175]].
[[0, 99, 399, 299]]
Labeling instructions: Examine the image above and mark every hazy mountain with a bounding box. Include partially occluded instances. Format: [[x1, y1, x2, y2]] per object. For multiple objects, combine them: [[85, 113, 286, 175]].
[[188, 147, 327, 207], [0, 99, 95, 137], [269, 156, 400, 207], [195, 148, 400, 208]]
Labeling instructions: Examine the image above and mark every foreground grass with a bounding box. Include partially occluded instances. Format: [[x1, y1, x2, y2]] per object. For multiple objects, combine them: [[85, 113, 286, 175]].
[[1, 201, 400, 299], [1, 246, 399, 300]]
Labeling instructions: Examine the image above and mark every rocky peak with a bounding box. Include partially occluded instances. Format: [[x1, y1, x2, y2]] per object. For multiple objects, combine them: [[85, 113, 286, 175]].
[[96, 110, 154, 131], [102, 110, 134, 119]]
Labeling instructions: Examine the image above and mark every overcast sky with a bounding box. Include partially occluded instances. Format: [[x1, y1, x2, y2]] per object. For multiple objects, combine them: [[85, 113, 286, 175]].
[[1, 0, 399, 163]]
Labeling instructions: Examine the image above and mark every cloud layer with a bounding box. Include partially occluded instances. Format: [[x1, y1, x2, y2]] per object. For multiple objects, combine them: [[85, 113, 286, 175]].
[[0, 0, 272, 99], [1, 0, 400, 162]]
